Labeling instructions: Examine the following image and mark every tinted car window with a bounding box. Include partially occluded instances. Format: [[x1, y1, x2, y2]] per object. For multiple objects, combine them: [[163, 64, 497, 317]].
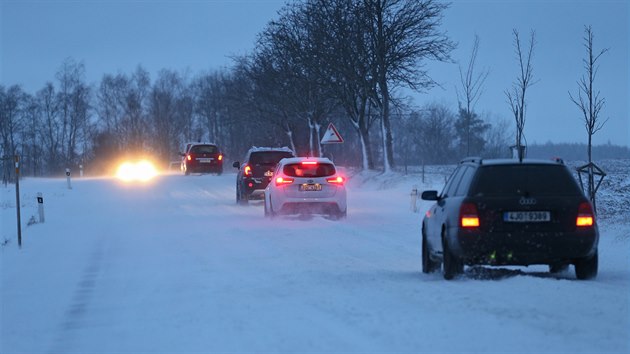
[[283, 163, 336, 177], [469, 164, 582, 197], [442, 166, 465, 198], [249, 151, 294, 165], [190, 145, 218, 154], [454, 166, 475, 196]]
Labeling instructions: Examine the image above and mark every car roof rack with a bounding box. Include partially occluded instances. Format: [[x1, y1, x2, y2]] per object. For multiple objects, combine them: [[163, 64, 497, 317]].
[[460, 157, 483, 165]]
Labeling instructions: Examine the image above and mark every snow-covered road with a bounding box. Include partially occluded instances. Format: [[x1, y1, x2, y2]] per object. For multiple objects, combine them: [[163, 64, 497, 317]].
[[2, 169, 629, 353]]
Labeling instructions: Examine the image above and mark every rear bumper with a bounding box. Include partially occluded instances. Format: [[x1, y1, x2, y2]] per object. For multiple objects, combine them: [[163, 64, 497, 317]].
[[185, 162, 222, 173], [241, 177, 271, 197], [274, 194, 347, 215], [451, 227, 599, 265]]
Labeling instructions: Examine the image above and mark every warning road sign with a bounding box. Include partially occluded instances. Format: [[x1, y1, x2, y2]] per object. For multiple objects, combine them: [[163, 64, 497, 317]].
[[320, 123, 344, 144]]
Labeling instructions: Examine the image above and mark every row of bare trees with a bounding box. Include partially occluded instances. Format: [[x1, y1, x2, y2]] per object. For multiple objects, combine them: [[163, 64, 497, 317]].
[[2, 1, 610, 181]]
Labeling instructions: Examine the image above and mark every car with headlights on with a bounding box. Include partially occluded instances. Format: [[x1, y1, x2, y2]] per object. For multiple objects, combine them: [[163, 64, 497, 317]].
[[180, 142, 223, 175], [421, 157, 599, 280], [264, 157, 347, 218], [233, 147, 296, 204]]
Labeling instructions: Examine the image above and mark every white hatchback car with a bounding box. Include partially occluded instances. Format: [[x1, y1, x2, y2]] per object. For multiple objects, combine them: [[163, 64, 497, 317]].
[[264, 157, 347, 218]]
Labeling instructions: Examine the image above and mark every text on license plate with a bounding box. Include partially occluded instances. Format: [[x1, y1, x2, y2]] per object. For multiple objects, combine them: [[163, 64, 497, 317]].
[[504, 211, 551, 222], [197, 158, 214, 163], [299, 184, 322, 192]]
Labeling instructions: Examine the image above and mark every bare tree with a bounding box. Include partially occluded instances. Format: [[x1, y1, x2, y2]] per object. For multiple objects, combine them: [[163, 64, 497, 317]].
[[364, 0, 454, 171], [505, 29, 536, 162], [456, 35, 489, 156], [569, 26, 609, 165], [0, 85, 26, 182], [569, 25, 609, 212]]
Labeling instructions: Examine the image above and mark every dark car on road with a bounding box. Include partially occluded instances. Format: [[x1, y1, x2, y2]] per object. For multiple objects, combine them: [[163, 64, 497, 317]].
[[233, 147, 295, 204], [421, 157, 599, 280], [181, 142, 223, 175]]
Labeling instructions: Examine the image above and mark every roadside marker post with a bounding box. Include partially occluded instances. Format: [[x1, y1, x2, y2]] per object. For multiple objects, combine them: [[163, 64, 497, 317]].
[[66, 168, 72, 190], [37, 192, 45, 223]]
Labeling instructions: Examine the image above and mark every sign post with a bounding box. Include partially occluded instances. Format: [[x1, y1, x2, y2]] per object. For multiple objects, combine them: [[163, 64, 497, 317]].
[[15, 156, 22, 248]]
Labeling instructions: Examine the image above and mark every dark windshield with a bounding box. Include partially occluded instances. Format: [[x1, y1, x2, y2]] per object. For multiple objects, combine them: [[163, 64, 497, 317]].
[[283, 163, 336, 177], [190, 145, 218, 154], [469, 164, 582, 197], [249, 151, 294, 165]]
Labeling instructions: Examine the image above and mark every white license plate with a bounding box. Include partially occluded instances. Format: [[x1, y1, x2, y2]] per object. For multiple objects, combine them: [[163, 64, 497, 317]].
[[299, 184, 322, 192], [197, 158, 213, 163], [504, 211, 550, 222]]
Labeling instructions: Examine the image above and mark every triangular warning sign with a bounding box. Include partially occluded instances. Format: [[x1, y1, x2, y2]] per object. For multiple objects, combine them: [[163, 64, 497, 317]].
[[320, 123, 344, 144]]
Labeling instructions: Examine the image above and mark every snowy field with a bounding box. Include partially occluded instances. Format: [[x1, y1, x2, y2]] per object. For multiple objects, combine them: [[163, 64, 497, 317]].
[[1, 160, 629, 353]]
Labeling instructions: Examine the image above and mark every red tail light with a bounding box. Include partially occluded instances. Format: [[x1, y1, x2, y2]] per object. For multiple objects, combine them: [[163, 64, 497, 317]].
[[576, 202, 594, 227], [301, 161, 318, 165], [218, 154, 223, 161], [275, 176, 294, 186], [186, 155, 192, 161], [460, 202, 480, 228], [244, 165, 252, 176], [326, 176, 345, 185]]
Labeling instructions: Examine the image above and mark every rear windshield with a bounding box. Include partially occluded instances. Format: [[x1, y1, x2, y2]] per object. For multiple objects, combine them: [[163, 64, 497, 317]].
[[469, 164, 582, 197], [190, 145, 218, 154], [249, 151, 294, 165], [283, 163, 336, 177]]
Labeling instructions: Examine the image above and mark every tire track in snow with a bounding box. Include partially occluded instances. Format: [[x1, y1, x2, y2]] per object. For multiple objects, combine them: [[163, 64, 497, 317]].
[[48, 244, 104, 354]]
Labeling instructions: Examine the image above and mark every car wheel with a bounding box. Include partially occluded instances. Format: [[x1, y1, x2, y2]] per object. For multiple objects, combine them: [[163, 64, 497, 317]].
[[237, 185, 248, 205], [268, 198, 276, 218], [422, 230, 439, 274], [442, 231, 463, 280], [574, 251, 598, 280]]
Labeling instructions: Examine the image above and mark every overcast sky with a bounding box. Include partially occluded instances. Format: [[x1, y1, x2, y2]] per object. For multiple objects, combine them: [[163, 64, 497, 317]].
[[1, 0, 628, 146]]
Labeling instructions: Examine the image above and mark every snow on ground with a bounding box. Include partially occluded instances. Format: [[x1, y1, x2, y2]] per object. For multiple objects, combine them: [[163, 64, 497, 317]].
[[1, 160, 629, 353]]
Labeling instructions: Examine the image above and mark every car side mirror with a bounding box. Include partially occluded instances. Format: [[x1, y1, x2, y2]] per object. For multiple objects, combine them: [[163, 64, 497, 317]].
[[232, 161, 240, 169], [421, 190, 439, 201]]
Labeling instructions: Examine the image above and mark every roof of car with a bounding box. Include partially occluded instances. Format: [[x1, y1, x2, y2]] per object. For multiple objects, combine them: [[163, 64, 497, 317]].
[[185, 142, 218, 147], [279, 157, 335, 165], [461, 157, 566, 166], [247, 146, 295, 153]]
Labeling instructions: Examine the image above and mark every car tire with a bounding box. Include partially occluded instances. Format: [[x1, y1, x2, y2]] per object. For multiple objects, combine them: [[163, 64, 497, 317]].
[[236, 185, 248, 205], [574, 251, 598, 280], [422, 230, 439, 274], [442, 231, 463, 280]]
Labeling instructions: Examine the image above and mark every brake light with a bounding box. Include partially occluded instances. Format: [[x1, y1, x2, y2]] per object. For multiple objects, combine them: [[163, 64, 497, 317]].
[[186, 155, 192, 161], [301, 161, 318, 165], [275, 176, 294, 186], [576, 202, 594, 227], [244, 165, 252, 176], [326, 176, 344, 185], [460, 202, 480, 228], [218, 154, 223, 161]]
